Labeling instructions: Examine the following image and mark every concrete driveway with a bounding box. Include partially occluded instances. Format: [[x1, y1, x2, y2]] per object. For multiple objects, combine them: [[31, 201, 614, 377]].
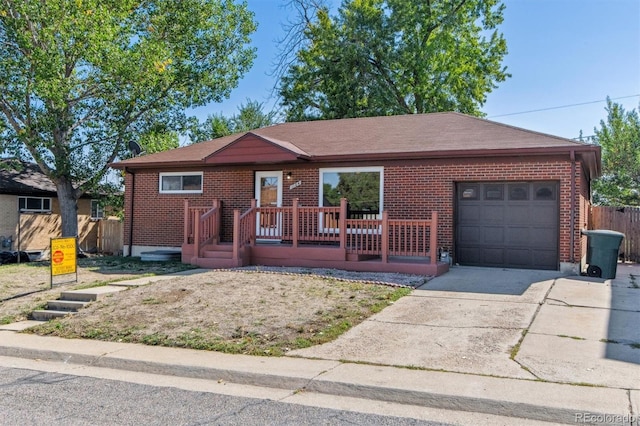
[[288, 264, 640, 389]]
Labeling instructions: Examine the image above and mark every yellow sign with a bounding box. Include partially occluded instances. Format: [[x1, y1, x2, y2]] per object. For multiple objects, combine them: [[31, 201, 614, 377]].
[[51, 237, 77, 276]]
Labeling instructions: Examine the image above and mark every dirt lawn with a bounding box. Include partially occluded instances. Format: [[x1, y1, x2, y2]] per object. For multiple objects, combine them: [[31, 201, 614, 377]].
[[2, 258, 419, 356], [0, 257, 196, 324]]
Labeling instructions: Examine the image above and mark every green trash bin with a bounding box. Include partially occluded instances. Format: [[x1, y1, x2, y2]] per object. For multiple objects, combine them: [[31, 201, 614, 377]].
[[582, 230, 625, 279]]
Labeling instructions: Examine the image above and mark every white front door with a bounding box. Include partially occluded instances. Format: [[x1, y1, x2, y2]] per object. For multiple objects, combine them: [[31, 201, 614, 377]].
[[255, 171, 283, 238]]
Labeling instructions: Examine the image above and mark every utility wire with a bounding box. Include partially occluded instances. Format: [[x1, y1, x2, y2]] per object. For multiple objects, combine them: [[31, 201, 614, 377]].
[[488, 94, 640, 118]]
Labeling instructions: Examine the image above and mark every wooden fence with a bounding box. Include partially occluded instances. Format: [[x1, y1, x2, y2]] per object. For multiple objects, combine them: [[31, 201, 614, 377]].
[[589, 206, 640, 262], [97, 218, 124, 255]]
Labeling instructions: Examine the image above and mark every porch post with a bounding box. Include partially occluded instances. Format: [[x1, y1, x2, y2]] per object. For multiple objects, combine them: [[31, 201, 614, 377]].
[[183, 199, 189, 245], [381, 211, 389, 263], [339, 198, 347, 249], [430, 211, 438, 265], [250, 199, 257, 246], [292, 198, 299, 248], [232, 209, 240, 262], [194, 210, 201, 258], [214, 199, 221, 244]]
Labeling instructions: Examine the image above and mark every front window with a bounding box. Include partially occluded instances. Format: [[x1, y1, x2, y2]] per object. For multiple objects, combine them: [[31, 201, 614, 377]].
[[18, 197, 51, 213], [159, 172, 203, 194], [90, 200, 104, 219], [320, 167, 383, 219]]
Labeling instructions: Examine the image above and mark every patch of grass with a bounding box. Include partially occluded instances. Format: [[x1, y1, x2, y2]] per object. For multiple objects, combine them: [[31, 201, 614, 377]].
[[0, 315, 16, 325], [141, 297, 163, 305], [558, 334, 586, 340], [510, 330, 528, 359]]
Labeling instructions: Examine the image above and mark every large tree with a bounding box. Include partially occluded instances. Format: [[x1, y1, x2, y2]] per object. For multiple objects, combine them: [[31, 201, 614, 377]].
[[592, 100, 640, 206], [0, 0, 256, 237], [279, 0, 509, 121], [189, 99, 277, 142]]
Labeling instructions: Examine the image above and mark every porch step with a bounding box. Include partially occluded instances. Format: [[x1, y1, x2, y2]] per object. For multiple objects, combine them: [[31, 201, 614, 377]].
[[195, 257, 245, 269], [203, 243, 233, 252], [202, 250, 233, 259]]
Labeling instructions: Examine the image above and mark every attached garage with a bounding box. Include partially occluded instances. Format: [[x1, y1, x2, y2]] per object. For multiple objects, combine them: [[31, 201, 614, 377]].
[[456, 181, 559, 270]]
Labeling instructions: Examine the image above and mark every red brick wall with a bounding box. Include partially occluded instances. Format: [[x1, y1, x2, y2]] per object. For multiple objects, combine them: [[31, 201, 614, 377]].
[[124, 155, 588, 265], [124, 168, 253, 246]]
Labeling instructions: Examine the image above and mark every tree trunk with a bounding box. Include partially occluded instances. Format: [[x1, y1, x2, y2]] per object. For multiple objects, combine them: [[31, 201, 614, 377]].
[[55, 179, 79, 238]]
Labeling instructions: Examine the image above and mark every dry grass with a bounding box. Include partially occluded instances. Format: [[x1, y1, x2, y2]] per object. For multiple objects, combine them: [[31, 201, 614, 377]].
[[27, 270, 410, 356], [0, 256, 196, 324]]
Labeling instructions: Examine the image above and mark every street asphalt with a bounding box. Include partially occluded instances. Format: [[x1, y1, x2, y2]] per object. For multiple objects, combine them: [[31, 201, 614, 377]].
[[1, 264, 639, 424]]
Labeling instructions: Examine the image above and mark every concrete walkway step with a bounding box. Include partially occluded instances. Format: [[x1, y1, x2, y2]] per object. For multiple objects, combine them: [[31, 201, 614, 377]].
[[60, 285, 128, 302], [30, 310, 77, 321], [46, 300, 88, 311]]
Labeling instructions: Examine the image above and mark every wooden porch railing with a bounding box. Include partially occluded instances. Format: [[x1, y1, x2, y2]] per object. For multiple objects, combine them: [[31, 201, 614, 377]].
[[234, 199, 256, 261], [185, 198, 439, 265], [184, 199, 221, 257]]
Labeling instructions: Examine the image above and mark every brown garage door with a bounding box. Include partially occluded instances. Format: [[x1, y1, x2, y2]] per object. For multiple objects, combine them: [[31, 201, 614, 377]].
[[455, 182, 559, 270]]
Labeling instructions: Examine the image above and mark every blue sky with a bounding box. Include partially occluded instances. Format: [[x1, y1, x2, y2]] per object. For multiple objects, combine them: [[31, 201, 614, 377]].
[[195, 0, 640, 141]]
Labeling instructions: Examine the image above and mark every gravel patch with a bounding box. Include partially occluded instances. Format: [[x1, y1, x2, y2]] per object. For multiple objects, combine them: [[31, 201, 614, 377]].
[[232, 266, 431, 288]]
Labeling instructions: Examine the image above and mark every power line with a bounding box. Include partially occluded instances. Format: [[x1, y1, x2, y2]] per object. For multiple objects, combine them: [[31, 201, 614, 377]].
[[488, 94, 640, 118]]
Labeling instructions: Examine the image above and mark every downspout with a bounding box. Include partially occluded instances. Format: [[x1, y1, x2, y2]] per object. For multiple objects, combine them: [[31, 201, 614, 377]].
[[126, 168, 135, 257], [569, 150, 576, 264]]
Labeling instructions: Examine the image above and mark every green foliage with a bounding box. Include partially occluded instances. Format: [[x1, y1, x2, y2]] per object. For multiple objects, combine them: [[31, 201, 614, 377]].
[[279, 0, 509, 121], [592, 100, 640, 206], [189, 99, 277, 142], [323, 171, 380, 211], [0, 0, 257, 236]]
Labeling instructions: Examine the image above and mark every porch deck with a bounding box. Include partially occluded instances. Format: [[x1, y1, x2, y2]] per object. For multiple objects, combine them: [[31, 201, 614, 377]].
[[182, 199, 449, 277]]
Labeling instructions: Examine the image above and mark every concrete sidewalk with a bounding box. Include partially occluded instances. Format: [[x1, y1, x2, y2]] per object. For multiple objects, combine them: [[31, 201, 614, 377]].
[[1, 265, 639, 424]]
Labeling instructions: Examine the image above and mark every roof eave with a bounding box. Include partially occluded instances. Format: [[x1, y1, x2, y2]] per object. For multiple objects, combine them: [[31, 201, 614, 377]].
[[309, 145, 601, 162]]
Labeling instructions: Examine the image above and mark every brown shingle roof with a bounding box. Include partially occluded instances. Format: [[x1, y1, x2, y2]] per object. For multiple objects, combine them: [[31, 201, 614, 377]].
[[111, 112, 599, 171], [0, 160, 57, 195]]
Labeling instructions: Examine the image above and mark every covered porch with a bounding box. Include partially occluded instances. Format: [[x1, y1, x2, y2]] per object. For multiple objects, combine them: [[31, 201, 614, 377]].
[[182, 198, 449, 276]]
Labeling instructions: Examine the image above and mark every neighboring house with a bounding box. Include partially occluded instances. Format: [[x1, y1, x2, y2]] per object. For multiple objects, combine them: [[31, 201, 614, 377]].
[[111, 112, 601, 276], [0, 160, 109, 256]]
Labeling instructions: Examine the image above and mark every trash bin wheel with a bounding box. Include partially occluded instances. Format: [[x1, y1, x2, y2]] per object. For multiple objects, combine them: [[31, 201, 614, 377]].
[[587, 265, 602, 278]]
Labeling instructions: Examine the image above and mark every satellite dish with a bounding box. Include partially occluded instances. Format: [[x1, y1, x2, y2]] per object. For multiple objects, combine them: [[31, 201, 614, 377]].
[[128, 141, 142, 156]]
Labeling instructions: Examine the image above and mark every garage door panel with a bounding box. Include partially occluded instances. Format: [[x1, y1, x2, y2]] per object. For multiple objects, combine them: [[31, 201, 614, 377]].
[[504, 205, 530, 224], [458, 247, 482, 264], [505, 226, 531, 246], [458, 226, 481, 244], [459, 205, 482, 222], [529, 227, 557, 247], [480, 205, 505, 223], [482, 226, 504, 244], [506, 249, 532, 268], [481, 248, 505, 266], [456, 181, 559, 270]]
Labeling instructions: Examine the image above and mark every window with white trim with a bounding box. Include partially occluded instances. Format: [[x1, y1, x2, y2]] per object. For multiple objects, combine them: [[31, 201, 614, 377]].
[[18, 197, 51, 213], [319, 167, 383, 219], [90, 200, 104, 219], [159, 172, 203, 194]]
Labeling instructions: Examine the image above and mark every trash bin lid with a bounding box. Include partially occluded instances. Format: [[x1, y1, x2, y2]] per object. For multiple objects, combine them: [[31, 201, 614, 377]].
[[581, 229, 625, 238]]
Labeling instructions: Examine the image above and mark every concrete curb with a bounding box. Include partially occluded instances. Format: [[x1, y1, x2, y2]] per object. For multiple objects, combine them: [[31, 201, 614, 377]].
[[0, 332, 633, 425]]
